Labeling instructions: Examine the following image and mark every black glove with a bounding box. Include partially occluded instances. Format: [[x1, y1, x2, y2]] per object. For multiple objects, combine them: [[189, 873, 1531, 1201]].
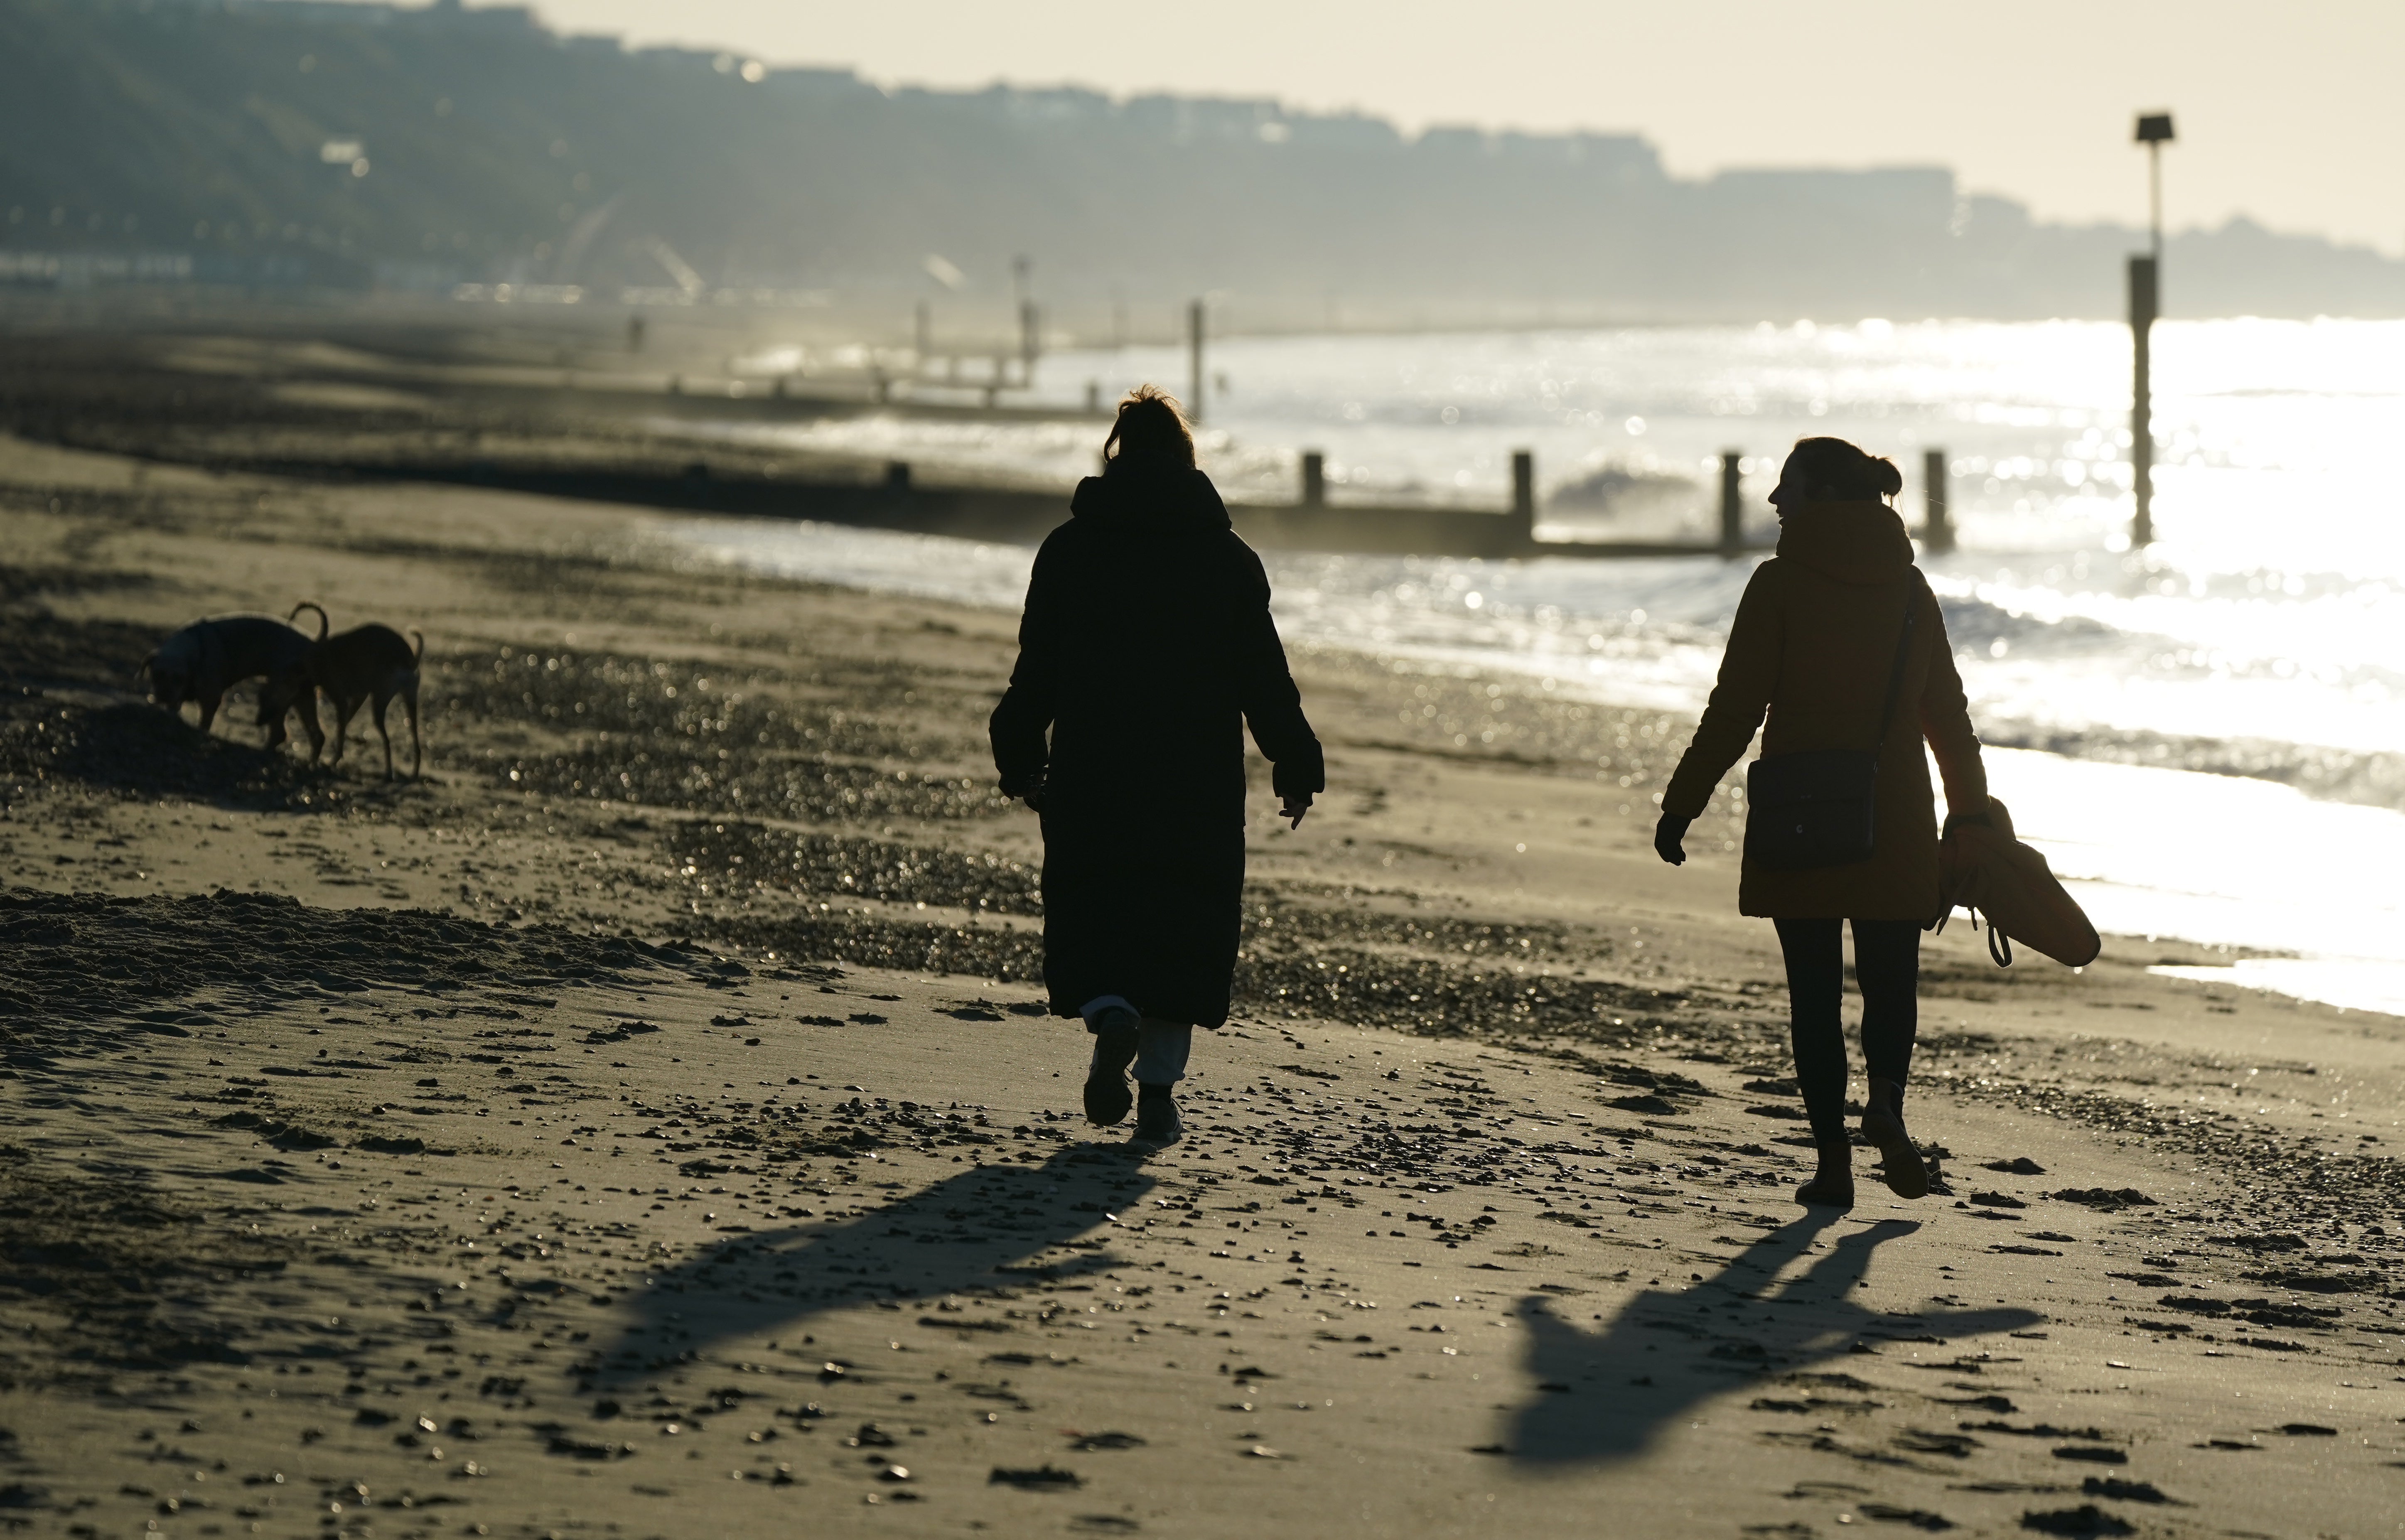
[[1653, 812, 1692, 867], [1271, 742, 1327, 803], [1000, 771, 1046, 814]]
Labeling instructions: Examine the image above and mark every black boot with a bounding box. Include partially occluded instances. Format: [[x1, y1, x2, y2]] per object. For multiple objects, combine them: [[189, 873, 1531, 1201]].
[[1132, 1083, 1182, 1147], [1796, 1140, 1854, 1207], [1862, 1077, 1928, 1199], [1082, 1007, 1139, 1127]]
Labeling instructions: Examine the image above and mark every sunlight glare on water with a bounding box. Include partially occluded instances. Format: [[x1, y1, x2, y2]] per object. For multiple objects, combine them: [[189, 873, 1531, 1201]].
[[1988, 749, 2405, 1017], [661, 317, 2405, 1017]]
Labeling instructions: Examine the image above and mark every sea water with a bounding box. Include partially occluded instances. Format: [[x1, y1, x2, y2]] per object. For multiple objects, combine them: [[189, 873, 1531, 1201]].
[[656, 318, 2405, 1017]]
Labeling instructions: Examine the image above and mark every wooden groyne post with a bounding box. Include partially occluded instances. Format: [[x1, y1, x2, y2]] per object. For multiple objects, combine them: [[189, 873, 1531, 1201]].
[[2129, 254, 2157, 548], [1301, 452, 1326, 507], [2130, 110, 2173, 548], [1922, 448, 1954, 554], [1187, 300, 1206, 423], [1718, 453, 1744, 557], [1511, 451, 1535, 548]]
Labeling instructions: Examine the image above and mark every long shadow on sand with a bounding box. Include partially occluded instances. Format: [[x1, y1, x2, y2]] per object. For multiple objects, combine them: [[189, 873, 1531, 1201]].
[[590, 1146, 1157, 1383], [3, 694, 337, 811], [1506, 1213, 2042, 1464]]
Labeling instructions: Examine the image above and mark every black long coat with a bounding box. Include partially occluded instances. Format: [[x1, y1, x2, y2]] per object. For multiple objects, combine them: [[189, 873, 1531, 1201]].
[[990, 465, 1324, 1028]]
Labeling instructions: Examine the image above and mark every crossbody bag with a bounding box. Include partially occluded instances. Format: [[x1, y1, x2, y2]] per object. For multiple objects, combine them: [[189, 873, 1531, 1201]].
[[1742, 579, 1921, 872]]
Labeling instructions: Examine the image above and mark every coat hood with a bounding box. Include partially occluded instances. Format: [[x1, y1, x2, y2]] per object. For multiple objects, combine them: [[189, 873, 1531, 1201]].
[[1775, 499, 1915, 585], [1071, 464, 1231, 532]]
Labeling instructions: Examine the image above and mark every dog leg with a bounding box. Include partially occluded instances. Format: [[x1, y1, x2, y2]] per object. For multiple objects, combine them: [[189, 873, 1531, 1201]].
[[197, 690, 221, 734], [403, 684, 422, 780], [329, 695, 359, 768], [257, 687, 287, 752], [297, 690, 326, 763], [372, 691, 395, 780]]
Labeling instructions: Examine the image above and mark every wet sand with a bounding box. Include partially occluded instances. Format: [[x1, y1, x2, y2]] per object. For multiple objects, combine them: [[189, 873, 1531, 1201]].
[[2, 343, 2403, 1539]]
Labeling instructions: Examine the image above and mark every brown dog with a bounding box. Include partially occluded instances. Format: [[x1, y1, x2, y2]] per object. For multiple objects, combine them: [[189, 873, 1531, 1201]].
[[301, 619, 424, 779], [143, 603, 327, 756]]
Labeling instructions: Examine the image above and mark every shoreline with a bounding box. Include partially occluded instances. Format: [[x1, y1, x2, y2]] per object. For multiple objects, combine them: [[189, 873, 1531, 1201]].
[[655, 512, 2404, 1021]]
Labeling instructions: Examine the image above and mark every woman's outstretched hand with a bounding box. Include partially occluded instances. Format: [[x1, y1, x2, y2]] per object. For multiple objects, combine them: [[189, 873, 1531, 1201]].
[[1653, 812, 1692, 866], [1281, 793, 1312, 830]]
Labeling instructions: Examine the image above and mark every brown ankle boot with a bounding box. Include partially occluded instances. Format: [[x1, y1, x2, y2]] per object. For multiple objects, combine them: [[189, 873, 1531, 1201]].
[[1796, 1141, 1854, 1207], [1861, 1078, 1928, 1199]]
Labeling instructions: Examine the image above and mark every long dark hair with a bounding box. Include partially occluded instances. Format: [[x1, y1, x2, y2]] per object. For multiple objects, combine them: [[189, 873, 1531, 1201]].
[[1786, 436, 1902, 501], [1103, 384, 1197, 471]]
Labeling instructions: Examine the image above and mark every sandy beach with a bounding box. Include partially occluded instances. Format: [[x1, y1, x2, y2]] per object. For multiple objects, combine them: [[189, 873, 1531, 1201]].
[[2, 335, 2403, 1540]]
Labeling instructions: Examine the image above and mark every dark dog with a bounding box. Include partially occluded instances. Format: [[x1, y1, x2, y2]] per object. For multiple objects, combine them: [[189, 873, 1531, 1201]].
[[141, 604, 327, 755], [304, 621, 424, 779]]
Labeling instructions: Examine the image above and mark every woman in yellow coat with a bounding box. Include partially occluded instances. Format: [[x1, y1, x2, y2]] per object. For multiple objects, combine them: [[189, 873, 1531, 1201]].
[[1656, 437, 1989, 1206]]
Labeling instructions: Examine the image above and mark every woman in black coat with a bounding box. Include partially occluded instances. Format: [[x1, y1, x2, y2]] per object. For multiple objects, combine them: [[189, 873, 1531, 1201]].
[[990, 386, 1324, 1147]]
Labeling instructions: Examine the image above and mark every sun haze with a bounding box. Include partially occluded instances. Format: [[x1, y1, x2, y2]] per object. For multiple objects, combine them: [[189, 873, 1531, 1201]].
[[484, 0, 2405, 254]]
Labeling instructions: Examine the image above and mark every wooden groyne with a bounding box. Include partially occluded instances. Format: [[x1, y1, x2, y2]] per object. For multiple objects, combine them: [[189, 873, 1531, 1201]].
[[268, 447, 1776, 561]]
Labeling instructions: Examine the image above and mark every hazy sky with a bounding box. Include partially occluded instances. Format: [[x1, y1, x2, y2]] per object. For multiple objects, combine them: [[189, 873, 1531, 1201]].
[[475, 0, 2402, 252]]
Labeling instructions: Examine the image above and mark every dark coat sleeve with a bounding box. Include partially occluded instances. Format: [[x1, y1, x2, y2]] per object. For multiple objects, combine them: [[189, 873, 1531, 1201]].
[[1230, 543, 1324, 801], [1913, 579, 1990, 819], [989, 531, 1070, 797], [1662, 562, 1783, 819]]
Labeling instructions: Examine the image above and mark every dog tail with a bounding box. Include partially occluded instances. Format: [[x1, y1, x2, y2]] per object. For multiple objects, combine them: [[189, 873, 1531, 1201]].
[[136, 652, 155, 683], [409, 630, 425, 665], [289, 600, 329, 642]]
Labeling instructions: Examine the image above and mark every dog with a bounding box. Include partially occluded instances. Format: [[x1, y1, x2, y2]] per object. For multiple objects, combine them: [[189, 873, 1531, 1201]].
[[302, 619, 424, 779], [141, 604, 327, 755]]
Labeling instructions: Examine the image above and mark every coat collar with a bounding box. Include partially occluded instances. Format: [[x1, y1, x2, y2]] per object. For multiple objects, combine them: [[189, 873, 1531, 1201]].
[[1776, 499, 1915, 585], [1071, 464, 1231, 532]]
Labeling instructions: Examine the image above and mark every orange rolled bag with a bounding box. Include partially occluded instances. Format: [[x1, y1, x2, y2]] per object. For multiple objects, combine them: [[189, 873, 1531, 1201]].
[[1930, 797, 2102, 968]]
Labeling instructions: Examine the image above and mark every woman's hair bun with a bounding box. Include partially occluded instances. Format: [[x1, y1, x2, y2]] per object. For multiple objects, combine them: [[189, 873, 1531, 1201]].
[[1788, 436, 1902, 501]]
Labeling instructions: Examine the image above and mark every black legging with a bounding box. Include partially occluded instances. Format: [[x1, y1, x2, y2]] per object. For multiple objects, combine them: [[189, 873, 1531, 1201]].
[[1773, 918, 1920, 1147]]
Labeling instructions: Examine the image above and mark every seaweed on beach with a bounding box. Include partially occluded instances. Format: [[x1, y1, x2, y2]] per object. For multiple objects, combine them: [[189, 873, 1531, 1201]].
[[435, 645, 1011, 820], [439, 646, 938, 761], [663, 825, 1601, 967], [0, 888, 685, 1049], [1243, 892, 1588, 960], [668, 820, 1043, 912], [0, 693, 335, 811], [694, 901, 1767, 1059], [485, 740, 1009, 820], [700, 908, 1044, 987]]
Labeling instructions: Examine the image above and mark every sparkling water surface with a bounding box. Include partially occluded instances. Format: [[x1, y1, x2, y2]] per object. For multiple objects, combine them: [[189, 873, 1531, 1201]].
[[656, 318, 2405, 1017]]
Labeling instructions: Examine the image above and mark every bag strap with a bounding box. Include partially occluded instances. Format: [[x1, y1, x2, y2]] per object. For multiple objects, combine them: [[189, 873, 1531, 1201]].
[[1870, 572, 1923, 751]]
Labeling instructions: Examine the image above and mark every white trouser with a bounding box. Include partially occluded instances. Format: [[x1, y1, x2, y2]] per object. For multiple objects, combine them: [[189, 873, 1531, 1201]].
[[1132, 1020, 1191, 1086]]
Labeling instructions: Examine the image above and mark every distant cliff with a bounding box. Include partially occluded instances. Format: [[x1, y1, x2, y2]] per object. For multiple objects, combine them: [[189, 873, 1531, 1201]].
[[3, 0, 2400, 320]]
